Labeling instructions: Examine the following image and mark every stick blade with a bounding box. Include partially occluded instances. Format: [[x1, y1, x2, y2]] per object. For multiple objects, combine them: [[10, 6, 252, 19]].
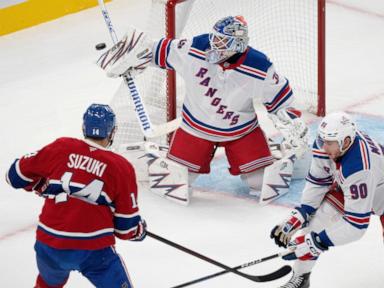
[[252, 265, 292, 282]]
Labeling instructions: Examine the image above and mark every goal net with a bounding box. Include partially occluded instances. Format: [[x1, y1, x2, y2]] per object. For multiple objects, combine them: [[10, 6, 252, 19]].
[[110, 0, 325, 148]]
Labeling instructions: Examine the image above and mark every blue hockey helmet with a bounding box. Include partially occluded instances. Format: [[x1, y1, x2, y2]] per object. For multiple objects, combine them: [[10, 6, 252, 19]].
[[83, 104, 116, 139], [207, 15, 249, 63]]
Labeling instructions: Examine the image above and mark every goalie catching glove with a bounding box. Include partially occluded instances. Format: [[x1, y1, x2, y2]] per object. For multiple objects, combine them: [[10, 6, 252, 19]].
[[97, 27, 153, 78], [269, 108, 309, 158]]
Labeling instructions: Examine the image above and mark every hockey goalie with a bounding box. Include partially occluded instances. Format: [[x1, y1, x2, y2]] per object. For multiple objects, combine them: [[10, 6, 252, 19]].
[[97, 16, 310, 205]]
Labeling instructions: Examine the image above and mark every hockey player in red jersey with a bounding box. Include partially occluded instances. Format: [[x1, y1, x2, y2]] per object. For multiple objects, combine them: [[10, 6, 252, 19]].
[[6, 104, 146, 288], [98, 16, 309, 202]]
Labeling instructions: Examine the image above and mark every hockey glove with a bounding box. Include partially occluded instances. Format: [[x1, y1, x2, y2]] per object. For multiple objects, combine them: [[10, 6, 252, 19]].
[[269, 108, 309, 158], [97, 27, 153, 78], [32, 177, 50, 197], [283, 231, 328, 261], [270, 206, 309, 248], [130, 220, 147, 241]]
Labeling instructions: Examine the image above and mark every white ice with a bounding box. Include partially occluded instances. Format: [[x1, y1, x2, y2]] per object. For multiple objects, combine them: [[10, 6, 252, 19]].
[[1, 0, 384, 287]]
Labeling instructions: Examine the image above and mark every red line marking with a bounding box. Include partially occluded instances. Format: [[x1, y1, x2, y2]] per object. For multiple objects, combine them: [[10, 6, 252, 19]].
[[328, 0, 384, 19], [0, 224, 36, 241], [344, 92, 384, 112]]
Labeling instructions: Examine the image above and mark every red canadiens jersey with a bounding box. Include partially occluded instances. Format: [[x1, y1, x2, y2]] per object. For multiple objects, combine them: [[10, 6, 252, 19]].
[[6, 137, 142, 250]]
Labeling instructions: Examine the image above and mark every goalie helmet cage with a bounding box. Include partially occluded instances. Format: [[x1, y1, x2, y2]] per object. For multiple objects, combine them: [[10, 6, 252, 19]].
[[110, 0, 325, 147]]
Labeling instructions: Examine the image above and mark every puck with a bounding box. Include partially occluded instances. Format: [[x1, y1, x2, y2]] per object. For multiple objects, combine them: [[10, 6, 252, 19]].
[[95, 43, 107, 50]]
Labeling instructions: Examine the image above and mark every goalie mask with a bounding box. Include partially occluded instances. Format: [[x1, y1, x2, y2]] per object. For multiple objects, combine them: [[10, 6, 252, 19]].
[[83, 104, 116, 141], [207, 15, 249, 64], [316, 112, 356, 153]]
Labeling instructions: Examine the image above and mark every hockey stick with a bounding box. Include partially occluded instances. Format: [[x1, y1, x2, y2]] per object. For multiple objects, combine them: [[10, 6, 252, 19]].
[[171, 251, 291, 287], [97, 0, 181, 138], [147, 231, 291, 283]]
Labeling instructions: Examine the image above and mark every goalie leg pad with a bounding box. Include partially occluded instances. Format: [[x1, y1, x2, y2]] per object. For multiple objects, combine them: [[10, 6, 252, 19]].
[[116, 142, 168, 182], [148, 157, 189, 205], [240, 168, 265, 196], [259, 152, 297, 205]]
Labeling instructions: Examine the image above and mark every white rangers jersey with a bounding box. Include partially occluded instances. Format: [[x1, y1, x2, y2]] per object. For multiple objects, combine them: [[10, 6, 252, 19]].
[[152, 34, 294, 142], [302, 131, 384, 246]]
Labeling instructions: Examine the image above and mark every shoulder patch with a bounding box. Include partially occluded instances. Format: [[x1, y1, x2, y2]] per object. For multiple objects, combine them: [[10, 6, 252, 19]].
[[233, 48, 272, 80], [311, 140, 329, 159], [189, 34, 210, 61], [242, 48, 272, 73], [340, 135, 370, 179], [190, 34, 210, 50]]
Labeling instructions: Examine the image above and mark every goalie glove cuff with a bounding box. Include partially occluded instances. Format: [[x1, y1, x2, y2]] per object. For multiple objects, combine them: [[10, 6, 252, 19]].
[[269, 107, 309, 157]]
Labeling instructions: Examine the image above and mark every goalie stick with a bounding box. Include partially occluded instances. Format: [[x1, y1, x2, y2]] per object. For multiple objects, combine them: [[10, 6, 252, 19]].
[[147, 231, 292, 283], [171, 251, 292, 287], [97, 0, 181, 139]]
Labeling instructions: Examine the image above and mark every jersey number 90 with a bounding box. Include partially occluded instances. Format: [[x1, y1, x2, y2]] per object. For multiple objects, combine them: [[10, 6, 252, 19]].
[[350, 183, 368, 200]]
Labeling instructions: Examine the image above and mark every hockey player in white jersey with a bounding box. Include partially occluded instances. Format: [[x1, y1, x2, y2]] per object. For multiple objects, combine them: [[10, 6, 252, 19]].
[[98, 16, 308, 201], [270, 112, 384, 288]]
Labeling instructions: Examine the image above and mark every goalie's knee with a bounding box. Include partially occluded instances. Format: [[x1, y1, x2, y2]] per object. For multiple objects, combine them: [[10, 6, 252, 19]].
[[241, 169, 265, 195]]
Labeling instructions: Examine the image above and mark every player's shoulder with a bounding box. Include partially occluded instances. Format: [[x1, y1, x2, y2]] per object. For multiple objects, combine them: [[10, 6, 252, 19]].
[[242, 47, 272, 72], [340, 135, 371, 179], [191, 34, 210, 51], [311, 140, 330, 160], [41, 137, 78, 152], [54, 137, 82, 145], [101, 149, 135, 173]]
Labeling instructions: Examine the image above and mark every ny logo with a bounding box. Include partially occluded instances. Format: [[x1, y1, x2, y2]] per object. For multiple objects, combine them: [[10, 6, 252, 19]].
[[341, 116, 349, 125]]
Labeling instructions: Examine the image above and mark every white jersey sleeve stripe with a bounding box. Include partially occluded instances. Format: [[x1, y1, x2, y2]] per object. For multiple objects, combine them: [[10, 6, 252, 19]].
[[359, 141, 371, 170], [188, 48, 206, 60], [38, 221, 114, 238], [154, 38, 173, 69], [264, 81, 293, 113]]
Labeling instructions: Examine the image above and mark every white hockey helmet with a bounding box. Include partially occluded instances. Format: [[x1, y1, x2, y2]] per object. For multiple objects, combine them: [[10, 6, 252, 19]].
[[316, 112, 357, 153], [207, 15, 249, 63]]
